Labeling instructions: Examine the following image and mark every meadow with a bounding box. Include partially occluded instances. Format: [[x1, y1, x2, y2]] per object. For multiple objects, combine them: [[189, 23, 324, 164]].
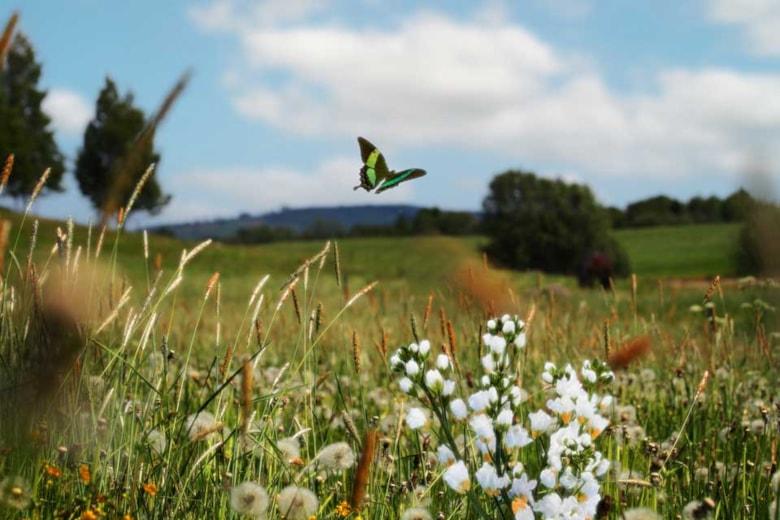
[[0, 196, 777, 519]]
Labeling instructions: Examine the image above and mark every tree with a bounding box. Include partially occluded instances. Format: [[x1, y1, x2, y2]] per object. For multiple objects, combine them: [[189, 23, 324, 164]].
[[75, 78, 170, 216], [0, 33, 64, 198], [482, 171, 629, 277], [624, 195, 688, 227]]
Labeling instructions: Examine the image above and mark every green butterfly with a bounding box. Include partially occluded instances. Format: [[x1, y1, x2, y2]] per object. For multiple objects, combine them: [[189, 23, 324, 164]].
[[354, 137, 426, 194]]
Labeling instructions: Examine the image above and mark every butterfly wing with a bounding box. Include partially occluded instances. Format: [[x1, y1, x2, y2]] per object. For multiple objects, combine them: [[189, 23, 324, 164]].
[[356, 137, 390, 190], [374, 168, 426, 193]]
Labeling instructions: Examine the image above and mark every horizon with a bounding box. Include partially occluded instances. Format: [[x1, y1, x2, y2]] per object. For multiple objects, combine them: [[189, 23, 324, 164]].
[[4, 1, 780, 227]]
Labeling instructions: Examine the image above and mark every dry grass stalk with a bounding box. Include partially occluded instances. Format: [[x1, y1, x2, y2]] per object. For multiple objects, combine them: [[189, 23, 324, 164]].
[[524, 304, 537, 333], [291, 288, 301, 324], [630, 273, 638, 317], [351, 428, 378, 511], [453, 259, 513, 314], [607, 335, 651, 369], [345, 281, 378, 309], [438, 307, 447, 338], [352, 330, 361, 373], [193, 421, 225, 442], [240, 358, 253, 436], [446, 320, 458, 362], [219, 344, 234, 379], [341, 411, 360, 444], [204, 272, 220, 300], [422, 292, 434, 329], [0, 11, 19, 69], [0, 219, 10, 273], [603, 321, 611, 359], [0, 153, 13, 195], [334, 241, 342, 288], [25, 167, 51, 214], [410, 314, 420, 343]]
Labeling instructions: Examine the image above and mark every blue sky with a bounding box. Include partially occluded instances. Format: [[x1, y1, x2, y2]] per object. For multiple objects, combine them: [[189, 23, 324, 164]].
[[6, 0, 780, 226]]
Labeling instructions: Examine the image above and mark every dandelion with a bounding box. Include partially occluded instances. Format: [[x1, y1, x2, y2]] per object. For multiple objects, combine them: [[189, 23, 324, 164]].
[[147, 429, 167, 455], [406, 408, 427, 430], [0, 477, 30, 510], [400, 507, 433, 520], [316, 442, 355, 471], [443, 461, 471, 493], [278, 486, 318, 520], [230, 482, 269, 518], [277, 437, 301, 464], [185, 411, 221, 442]]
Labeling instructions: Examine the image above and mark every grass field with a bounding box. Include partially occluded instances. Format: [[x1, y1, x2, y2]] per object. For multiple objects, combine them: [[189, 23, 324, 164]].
[[0, 204, 777, 519]]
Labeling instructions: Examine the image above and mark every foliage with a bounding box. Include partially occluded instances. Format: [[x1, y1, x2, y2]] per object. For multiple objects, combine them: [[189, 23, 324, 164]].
[[0, 33, 64, 198], [482, 170, 629, 276], [74, 77, 170, 215]]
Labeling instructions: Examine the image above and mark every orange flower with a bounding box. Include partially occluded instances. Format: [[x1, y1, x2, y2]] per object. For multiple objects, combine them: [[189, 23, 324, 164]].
[[79, 464, 91, 485], [44, 464, 62, 478], [334, 500, 351, 517], [142, 482, 158, 497], [80, 510, 98, 520]]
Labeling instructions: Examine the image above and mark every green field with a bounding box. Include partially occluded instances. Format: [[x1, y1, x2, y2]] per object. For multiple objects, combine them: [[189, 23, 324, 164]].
[[0, 208, 777, 519]]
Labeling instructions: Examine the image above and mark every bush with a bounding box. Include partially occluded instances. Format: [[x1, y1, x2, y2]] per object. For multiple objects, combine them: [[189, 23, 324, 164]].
[[482, 171, 630, 277]]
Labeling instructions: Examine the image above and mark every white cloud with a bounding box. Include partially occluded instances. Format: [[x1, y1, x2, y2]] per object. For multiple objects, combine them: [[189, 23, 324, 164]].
[[189, 0, 328, 31], [707, 0, 780, 56], [192, 3, 780, 184], [164, 156, 415, 220], [43, 88, 92, 137]]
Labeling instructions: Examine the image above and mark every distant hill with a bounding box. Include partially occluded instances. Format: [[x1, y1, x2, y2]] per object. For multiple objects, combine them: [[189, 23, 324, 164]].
[[151, 205, 427, 240]]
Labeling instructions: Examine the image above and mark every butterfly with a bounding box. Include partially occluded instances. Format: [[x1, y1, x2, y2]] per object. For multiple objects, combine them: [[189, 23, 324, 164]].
[[353, 137, 426, 194]]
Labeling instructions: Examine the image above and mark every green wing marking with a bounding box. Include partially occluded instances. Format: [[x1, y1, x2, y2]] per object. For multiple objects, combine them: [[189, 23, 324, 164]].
[[356, 137, 390, 190], [375, 168, 426, 193]]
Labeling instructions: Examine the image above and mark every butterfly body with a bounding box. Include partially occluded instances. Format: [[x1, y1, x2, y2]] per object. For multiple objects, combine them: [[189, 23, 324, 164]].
[[354, 137, 426, 193]]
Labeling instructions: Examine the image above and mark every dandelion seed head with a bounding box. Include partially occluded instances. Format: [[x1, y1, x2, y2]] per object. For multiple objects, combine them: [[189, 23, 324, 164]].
[[230, 482, 269, 518]]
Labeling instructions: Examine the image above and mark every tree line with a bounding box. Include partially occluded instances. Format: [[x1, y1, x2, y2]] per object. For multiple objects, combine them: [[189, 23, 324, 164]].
[[0, 16, 171, 217]]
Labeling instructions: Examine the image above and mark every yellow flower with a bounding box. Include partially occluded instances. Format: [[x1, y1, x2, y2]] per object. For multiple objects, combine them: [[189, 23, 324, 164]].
[[44, 464, 62, 478], [81, 510, 98, 520], [334, 500, 351, 517]]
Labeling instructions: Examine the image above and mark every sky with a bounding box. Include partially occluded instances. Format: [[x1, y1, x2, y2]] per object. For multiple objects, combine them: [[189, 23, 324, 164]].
[[5, 0, 780, 226]]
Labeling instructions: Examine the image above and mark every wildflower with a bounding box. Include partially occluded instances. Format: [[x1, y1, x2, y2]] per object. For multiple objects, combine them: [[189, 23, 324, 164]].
[[0, 477, 31, 510], [334, 500, 351, 517], [512, 497, 534, 520], [44, 464, 62, 478], [424, 369, 444, 393], [442, 379, 456, 396], [495, 409, 513, 428], [528, 410, 555, 436], [79, 464, 91, 484], [436, 354, 450, 370], [513, 332, 526, 349], [623, 508, 662, 520], [81, 510, 98, 520], [502, 320, 515, 334], [231, 482, 269, 518], [504, 424, 532, 449], [468, 390, 492, 412], [418, 340, 431, 355], [469, 414, 496, 446], [475, 462, 510, 496], [401, 507, 432, 520], [682, 499, 714, 519], [509, 472, 537, 501], [316, 442, 355, 471], [405, 359, 420, 376], [143, 482, 158, 496], [540, 468, 557, 488], [399, 377, 413, 393], [147, 429, 167, 455], [278, 486, 318, 520], [450, 399, 468, 420], [406, 408, 427, 430], [481, 354, 496, 373], [443, 461, 471, 493], [277, 436, 301, 463], [185, 411, 220, 442], [437, 445, 456, 466]]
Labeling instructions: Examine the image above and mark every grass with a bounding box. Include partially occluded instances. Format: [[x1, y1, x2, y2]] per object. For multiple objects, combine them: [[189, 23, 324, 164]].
[[0, 200, 777, 519], [614, 223, 741, 278]]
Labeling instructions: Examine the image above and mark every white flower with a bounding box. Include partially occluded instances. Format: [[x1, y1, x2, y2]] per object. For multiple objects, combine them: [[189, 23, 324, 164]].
[[276, 437, 301, 463], [443, 461, 471, 493], [230, 482, 269, 518], [147, 429, 167, 455], [418, 340, 431, 355], [481, 354, 496, 373], [437, 445, 456, 466], [468, 390, 492, 412], [390, 353, 402, 368], [510, 472, 537, 501], [436, 354, 450, 370], [277, 486, 318, 520], [425, 369, 444, 393], [450, 399, 469, 420], [409, 342, 419, 353], [442, 379, 456, 396], [514, 333, 527, 349], [540, 468, 557, 488], [528, 410, 555, 435], [469, 414, 495, 444], [504, 425, 532, 449], [475, 462, 510, 496], [401, 507, 433, 520], [510, 386, 528, 406], [406, 408, 427, 430], [316, 442, 355, 471], [405, 359, 420, 376], [487, 319, 497, 331], [399, 377, 413, 393], [502, 320, 515, 334], [490, 335, 507, 355], [496, 409, 513, 428]]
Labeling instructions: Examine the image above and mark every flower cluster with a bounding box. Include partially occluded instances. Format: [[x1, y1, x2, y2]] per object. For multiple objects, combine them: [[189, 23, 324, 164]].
[[390, 315, 615, 519]]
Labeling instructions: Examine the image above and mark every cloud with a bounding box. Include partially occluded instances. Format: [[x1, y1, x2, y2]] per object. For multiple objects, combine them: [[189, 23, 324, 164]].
[[189, 0, 328, 31], [192, 3, 780, 186], [164, 156, 415, 221], [707, 0, 780, 56], [43, 88, 92, 137]]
